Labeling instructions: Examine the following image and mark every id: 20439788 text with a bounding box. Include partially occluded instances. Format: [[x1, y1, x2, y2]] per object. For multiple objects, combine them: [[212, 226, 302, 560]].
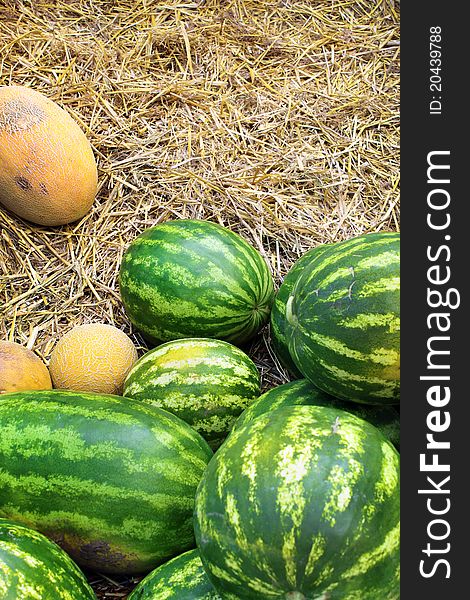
[[429, 26, 443, 115]]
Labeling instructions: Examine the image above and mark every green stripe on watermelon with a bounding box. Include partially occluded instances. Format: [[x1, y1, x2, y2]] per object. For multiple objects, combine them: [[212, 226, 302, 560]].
[[194, 404, 400, 599], [286, 232, 400, 405], [123, 338, 260, 448], [128, 549, 220, 600], [270, 244, 331, 378], [119, 219, 275, 346], [0, 518, 96, 599], [0, 390, 213, 574], [232, 379, 400, 449]]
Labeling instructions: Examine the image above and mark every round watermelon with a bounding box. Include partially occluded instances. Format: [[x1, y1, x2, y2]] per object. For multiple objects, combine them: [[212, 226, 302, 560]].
[[0, 518, 96, 599], [286, 232, 400, 404], [233, 379, 400, 449], [128, 549, 220, 599], [119, 219, 275, 346], [194, 405, 400, 599], [0, 390, 213, 574], [123, 338, 260, 448], [270, 244, 330, 378]]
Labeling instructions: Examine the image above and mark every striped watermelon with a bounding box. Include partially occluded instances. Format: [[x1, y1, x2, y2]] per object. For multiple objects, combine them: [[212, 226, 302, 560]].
[[0, 390, 213, 574], [233, 379, 400, 449], [123, 338, 260, 448], [270, 245, 330, 377], [286, 232, 400, 404], [194, 405, 400, 599], [128, 549, 220, 600], [119, 219, 275, 346], [0, 518, 96, 599]]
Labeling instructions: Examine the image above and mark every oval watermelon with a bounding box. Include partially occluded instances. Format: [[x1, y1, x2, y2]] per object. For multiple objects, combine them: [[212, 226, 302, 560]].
[[194, 405, 400, 599], [128, 549, 220, 600], [286, 232, 400, 404], [119, 219, 275, 346], [270, 244, 330, 377], [233, 379, 400, 449], [123, 338, 260, 448], [0, 390, 213, 574], [0, 518, 96, 599]]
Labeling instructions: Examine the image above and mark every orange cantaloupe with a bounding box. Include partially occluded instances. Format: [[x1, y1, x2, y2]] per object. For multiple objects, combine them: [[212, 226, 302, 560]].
[[0, 85, 98, 226], [49, 323, 139, 395], [0, 340, 52, 393]]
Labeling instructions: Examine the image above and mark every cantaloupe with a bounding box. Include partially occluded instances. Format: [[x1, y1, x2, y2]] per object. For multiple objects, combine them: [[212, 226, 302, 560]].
[[49, 323, 139, 394], [0, 341, 52, 393], [0, 85, 98, 226]]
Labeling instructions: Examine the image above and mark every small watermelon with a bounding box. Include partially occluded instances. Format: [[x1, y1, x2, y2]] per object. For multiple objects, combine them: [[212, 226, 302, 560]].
[[194, 405, 400, 599], [123, 338, 260, 448], [0, 518, 96, 599], [119, 219, 275, 346], [0, 390, 213, 574], [286, 232, 400, 404], [233, 379, 400, 449], [128, 549, 220, 600]]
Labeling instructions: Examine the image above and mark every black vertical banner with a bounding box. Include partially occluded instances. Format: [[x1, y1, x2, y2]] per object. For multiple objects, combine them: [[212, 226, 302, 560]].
[[401, 4, 466, 599]]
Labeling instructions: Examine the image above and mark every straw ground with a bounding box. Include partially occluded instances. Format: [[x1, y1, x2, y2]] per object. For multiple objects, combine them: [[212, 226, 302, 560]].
[[1, 0, 399, 596]]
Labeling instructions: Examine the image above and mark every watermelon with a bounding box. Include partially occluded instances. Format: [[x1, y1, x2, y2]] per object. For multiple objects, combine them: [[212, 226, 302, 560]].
[[123, 338, 260, 448], [0, 518, 96, 600], [0, 390, 213, 574], [233, 379, 400, 449], [194, 405, 400, 599], [119, 219, 275, 346], [270, 244, 330, 377], [286, 232, 400, 404], [128, 549, 220, 600]]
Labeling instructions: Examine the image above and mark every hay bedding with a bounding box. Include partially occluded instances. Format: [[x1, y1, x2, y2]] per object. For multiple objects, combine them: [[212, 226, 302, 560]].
[[0, 0, 399, 596]]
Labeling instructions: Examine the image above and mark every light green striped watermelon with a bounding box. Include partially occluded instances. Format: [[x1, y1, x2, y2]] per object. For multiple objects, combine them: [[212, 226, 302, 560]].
[[123, 338, 260, 448], [286, 232, 400, 404], [128, 549, 220, 600], [233, 379, 400, 449], [0, 518, 96, 600], [0, 390, 213, 575], [119, 219, 275, 346], [194, 405, 400, 599], [270, 245, 330, 377]]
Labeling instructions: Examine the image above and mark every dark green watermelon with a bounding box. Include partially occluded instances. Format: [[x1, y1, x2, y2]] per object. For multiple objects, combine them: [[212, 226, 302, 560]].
[[233, 379, 400, 449], [123, 338, 260, 448], [128, 549, 220, 599], [194, 405, 400, 599], [119, 219, 275, 346], [0, 390, 213, 574], [286, 232, 400, 404], [0, 518, 96, 599]]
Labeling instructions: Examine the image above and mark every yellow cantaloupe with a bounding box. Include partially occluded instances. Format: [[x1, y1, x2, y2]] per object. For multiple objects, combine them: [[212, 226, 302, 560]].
[[49, 323, 139, 395], [0, 85, 97, 226], [0, 340, 52, 393]]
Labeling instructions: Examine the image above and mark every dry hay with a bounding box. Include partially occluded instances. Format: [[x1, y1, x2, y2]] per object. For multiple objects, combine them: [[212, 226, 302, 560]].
[[0, 0, 399, 597]]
